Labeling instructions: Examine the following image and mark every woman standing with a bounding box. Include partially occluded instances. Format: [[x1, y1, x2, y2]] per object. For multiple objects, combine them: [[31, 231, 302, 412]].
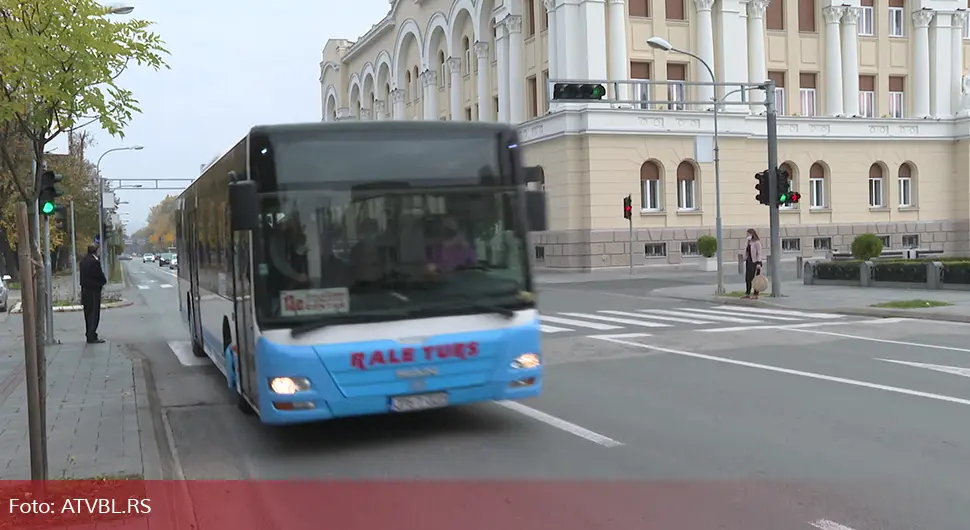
[[743, 228, 764, 299]]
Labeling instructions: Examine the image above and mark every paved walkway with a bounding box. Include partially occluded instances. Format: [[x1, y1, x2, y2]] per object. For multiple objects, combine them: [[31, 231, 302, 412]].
[[651, 281, 970, 322]]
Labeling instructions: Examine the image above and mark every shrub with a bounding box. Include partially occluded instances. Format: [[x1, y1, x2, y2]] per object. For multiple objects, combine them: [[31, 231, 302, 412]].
[[942, 261, 970, 284], [814, 261, 861, 281], [851, 233, 883, 261], [697, 235, 717, 258], [871, 262, 927, 283]]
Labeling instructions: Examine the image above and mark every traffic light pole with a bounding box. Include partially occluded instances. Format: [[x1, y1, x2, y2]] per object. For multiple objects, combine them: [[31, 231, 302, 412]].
[[628, 216, 634, 275], [765, 82, 782, 298], [43, 216, 55, 344], [69, 201, 78, 304]]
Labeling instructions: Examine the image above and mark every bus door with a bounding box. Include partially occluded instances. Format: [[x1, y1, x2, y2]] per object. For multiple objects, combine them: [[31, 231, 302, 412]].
[[186, 210, 203, 344], [231, 223, 258, 404]]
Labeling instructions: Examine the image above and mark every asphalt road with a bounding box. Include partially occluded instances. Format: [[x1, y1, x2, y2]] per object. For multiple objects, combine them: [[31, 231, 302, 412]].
[[121, 259, 970, 530]]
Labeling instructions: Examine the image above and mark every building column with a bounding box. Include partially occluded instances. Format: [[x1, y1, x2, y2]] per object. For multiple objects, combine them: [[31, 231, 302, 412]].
[[931, 11, 952, 117], [359, 108, 372, 120], [474, 41, 491, 121], [913, 10, 933, 118], [390, 89, 406, 120], [746, 0, 769, 113], [840, 7, 861, 116], [822, 6, 844, 116], [373, 100, 386, 120], [952, 11, 967, 113], [607, 0, 629, 100], [336, 107, 351, 121], [447, 57, 463, 120], [496, 21, 511, 122], [716, 0, 749, 111], [693, 0, 716, 110], [562, 0, 582, 78], [506, 15, 525, 122], [545, 0, 559, 79], [422, 71, 439, 119]]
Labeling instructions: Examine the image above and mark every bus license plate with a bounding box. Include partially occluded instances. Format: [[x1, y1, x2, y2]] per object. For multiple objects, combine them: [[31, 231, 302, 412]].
[[391, 393, 449, 412]]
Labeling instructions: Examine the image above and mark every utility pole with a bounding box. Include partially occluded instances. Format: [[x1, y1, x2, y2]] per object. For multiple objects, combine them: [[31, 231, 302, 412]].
[[69, 201, 78, 303], [765, 81, 782, 298], [43, 215, 54, 344], [16, 203, 47, 480]]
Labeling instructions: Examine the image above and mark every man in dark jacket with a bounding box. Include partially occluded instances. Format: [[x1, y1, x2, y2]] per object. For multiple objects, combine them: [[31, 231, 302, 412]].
[[79, 243, 107, 344]]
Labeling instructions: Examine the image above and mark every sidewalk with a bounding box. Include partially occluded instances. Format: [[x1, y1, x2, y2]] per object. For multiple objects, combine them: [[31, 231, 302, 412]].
[[651, 281, 970, 322], [0, 289, 161, 480]]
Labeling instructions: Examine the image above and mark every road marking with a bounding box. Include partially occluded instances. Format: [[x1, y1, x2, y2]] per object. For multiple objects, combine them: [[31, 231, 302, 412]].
[[540, 324, 572, 333], [700, 317, 908, 333], [712, 306, 844, 319], [586, 333, 653, 340], [877, 358, 970, 378], [786, 327, 970, 353], [166, 341, 210, 366], [671, 307, 782, 323], [558, 312, 671, 328], [494, 400, 624, 448], [540, 315, 622, 330], [160, 284, 174, 289], [590, 335, 970, 407], [640, 308, 760, 324], [604, 310, 716, 325], [810, 519, 859, 530], [137, 285, 150, 290]]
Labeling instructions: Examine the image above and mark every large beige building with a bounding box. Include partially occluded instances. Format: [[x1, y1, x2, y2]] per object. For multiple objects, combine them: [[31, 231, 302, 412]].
[[320, 0, 970, 269]]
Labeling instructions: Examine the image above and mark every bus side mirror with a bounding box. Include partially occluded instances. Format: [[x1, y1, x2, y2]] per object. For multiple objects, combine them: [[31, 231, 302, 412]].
[[525, 191, 547, 232], [229, 180, 259, 231]]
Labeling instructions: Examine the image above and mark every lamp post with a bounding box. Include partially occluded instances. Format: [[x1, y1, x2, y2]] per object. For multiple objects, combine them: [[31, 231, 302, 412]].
[[646, 36, 726, 296], [97, 146, 143, 273]]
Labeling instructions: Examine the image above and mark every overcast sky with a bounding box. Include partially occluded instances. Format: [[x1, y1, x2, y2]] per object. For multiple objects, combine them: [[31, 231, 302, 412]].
[[84, 0, 388, 232]]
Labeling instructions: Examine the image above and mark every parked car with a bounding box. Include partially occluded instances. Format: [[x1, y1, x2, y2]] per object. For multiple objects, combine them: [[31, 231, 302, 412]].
[[143, 253, 155, 263], [0, 274, 10, 312], [169, 256, 178, 270]]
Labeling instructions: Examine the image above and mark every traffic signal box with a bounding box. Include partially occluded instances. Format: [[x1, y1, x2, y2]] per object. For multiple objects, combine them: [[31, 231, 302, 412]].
[[755, 168, 801, 206], [552, 83, 607, 101], [53, 206, 68, 231], [623, 195, 633, 220], [754, 171, 769, 205], [39, 170, 64, 215]]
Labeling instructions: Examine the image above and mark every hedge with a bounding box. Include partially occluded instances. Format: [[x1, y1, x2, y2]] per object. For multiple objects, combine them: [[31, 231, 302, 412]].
[[942, 261, 970, 284], [814, 261, 862, 281], [814, 259, 970, 284]]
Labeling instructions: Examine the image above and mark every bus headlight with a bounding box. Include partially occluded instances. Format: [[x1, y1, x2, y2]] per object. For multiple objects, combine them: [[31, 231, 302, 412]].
[[269, 377, 311, 395], [511, 353, 541, 369]]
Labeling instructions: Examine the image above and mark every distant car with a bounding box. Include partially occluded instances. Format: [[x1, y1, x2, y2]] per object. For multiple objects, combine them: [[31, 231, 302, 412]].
[[169, 256, 178, 270], [143, 254, 155, 263], [0, 274, 10, 312], [158, 253, 173, 267]]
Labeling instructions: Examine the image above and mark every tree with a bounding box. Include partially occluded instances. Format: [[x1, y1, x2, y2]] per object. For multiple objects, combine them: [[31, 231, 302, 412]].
[[139, 195, 177, 251]]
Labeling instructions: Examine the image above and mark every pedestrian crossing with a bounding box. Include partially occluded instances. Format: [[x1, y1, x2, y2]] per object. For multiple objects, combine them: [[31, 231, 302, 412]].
[[540, 305, 854, 335]]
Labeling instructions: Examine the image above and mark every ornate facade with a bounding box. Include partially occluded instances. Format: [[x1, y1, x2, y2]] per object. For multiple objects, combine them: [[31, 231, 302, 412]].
[[320, 0, 970, 269]]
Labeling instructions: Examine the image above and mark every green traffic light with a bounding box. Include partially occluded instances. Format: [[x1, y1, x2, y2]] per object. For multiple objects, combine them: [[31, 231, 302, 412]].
[[591, 85, 606, 98], [41, 201, 55, 215], [779, 194, 788, 203]]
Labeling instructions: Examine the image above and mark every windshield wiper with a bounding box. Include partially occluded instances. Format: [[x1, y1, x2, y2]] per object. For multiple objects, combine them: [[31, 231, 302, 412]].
[[289, 308, 410, 338], [446, 293, 516, 318]]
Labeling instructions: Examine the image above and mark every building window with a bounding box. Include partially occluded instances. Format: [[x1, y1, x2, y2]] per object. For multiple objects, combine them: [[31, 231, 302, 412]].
[[858, 0, 874, 35], [541, 69, 549, 114], [798, 0, 817, 32], [438, 52, 447, 89], [859, 75, 875, 117], [631, 61, 652, 110], [465, 107, 472, 120], [878, 235, 890, 248], [667, 63, 686, 110], [779, 162, 796, 210], [782, 238, 801, 252], [868, 163, 884, 207], [888, 3, 904, 37], [640, 160, 663, 211], [888, 75, 905, 118], [676, 161, 697, 210], [644, 243, 667, 257], [493, 96, 499, 120], [412, 66, 420, 101], [813, 237, 832, 251], [535, 245, 545, 262], [809, 162, 826, 208], [766, 0, 785, 29], [665, 0, 684, 20], [681, 241, 700, 255], [630, 0, 649, 17], [898, 162, 914, 207], [527, 0, 536, 36], [901, 234, 919, 248], [769, 71, 787, 114], [527, 76, 538, 118], [462, 38, 472, 76], [799, 73, 817, 116]]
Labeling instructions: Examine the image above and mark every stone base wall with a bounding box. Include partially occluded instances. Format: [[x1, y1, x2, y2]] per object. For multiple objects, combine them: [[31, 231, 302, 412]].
[[530, 220, 970, 269]]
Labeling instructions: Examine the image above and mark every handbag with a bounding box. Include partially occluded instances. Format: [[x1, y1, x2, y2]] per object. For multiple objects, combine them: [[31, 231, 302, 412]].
[[752, 273, 769, 293]]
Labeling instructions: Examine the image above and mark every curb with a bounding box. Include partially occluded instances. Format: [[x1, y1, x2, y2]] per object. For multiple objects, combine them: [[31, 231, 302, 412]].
[[9, 299, 132, 314], [650, 290, 970, 324], [130, 356, 164, 480]]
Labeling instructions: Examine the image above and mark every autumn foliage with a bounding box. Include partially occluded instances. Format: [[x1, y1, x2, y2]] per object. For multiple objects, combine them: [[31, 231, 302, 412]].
[[132, 195, 177, 251]]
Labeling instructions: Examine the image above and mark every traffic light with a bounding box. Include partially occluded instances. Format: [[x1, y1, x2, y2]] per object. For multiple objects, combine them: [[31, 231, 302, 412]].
[[552, 83, 607, 101], [53, 206, 67, 231], [775, 167, 800, 205], [623, 195, 633, 220], [754, 171, 769, 205], [38, 170, 63, 215]]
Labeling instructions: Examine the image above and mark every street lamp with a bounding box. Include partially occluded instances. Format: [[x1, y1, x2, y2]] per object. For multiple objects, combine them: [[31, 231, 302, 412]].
[[97, 146, 144, 272], [105, 3, 135, 15], [646, 36, 726, 296]]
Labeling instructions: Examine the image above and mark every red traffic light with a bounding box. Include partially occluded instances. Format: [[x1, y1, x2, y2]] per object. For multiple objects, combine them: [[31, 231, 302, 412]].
[[789, 192, 801, 203]]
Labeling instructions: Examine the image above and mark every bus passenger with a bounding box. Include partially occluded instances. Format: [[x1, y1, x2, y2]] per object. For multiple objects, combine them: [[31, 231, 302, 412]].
[[267, 216, 310, 290], [427, 216, 477, 274]]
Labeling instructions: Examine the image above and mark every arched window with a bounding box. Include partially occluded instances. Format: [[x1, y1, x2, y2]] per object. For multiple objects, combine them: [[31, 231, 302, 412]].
[[676, 161, 697, 210], [898, 163, 914, 207], [462, 37, 471, 75], [404, 70, 412, 102], [779, 162, 796, 209], [438, 50, 446, 88], [640, 161, 662, 211], [385, 82, 391, 100], [412, 66, 420, 102], [809, 162, 826, 209], [868, 163, 885, 208]]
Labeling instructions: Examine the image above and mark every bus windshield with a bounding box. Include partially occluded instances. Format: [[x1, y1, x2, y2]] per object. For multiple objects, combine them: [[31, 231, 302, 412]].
[[251, 187, 531, 330]]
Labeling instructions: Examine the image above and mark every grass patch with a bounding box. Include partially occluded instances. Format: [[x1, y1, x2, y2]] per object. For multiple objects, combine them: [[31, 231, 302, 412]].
[[6, 281, 20, 290], [0, 474, 146, 529], [870, 299, 954, 309], [719, 290, 771, 297]]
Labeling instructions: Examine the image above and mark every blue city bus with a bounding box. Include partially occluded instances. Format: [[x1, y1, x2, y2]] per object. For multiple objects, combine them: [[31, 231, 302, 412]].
[[175, 121, 547, 425]]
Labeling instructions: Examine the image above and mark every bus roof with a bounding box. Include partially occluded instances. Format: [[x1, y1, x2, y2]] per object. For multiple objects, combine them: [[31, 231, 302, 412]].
[[249, 120, 518, 137]]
